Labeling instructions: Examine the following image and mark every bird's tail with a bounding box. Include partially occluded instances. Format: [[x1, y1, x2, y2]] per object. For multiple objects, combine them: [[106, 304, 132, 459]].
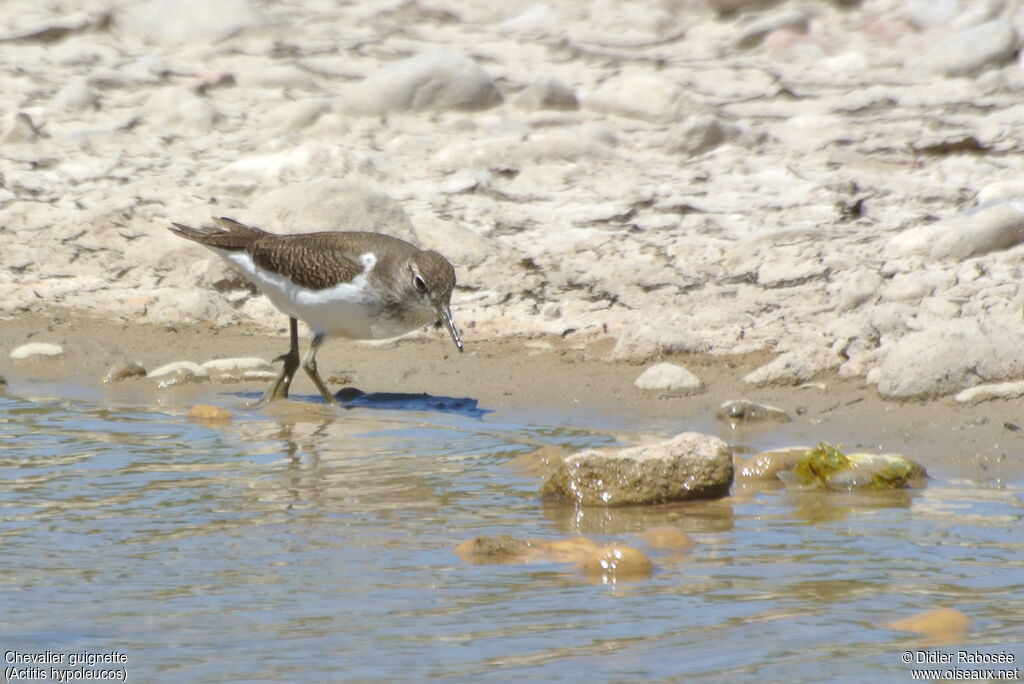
[[168, 217, 268, 252]]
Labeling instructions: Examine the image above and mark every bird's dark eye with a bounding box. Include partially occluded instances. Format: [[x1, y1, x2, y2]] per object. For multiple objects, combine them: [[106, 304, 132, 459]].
[[413, 275, 427, 292]]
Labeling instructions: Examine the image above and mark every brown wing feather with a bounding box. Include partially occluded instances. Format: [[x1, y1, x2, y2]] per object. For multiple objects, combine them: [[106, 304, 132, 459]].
[[168, 217, 268, 252], [248, 233, 368, 290]]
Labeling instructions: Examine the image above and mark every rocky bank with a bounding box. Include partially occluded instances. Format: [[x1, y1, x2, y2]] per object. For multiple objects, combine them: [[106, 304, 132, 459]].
[[2, 0, 1023, 400]]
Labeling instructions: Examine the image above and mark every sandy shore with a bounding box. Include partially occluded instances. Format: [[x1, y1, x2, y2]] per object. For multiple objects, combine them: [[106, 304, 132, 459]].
[[2, 309, 1021, 483]]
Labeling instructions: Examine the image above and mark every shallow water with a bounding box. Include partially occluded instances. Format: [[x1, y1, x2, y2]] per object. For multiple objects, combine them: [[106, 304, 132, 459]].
[[1, 385, 1022, 683]]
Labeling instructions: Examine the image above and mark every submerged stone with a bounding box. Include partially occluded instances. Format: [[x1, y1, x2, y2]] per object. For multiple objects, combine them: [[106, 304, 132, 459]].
[[735, 447, 806, 482], [541, 432, 734, 506], [455, 535, 531, 563], [455, 535, 601, 565], [637, 526, 692, 550], [716, 399, 792, 425], [577, 545, 653, 581], [779, 442, 927, 490], [187, 404, 231, 422], [882, 607, 970, 643], [102, 361, 147, 383]]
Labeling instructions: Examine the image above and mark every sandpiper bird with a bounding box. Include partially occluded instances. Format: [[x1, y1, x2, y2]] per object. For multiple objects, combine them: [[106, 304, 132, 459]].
[[168, 217, 463, 405]]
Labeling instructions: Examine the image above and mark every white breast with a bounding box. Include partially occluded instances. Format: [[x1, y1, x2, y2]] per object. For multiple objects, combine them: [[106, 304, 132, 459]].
[[214, 249, 428, 340]]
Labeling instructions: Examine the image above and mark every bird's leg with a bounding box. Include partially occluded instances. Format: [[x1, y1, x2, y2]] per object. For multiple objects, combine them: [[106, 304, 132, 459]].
[[261, 317, 301, 403], [302, 333, 337, 406]]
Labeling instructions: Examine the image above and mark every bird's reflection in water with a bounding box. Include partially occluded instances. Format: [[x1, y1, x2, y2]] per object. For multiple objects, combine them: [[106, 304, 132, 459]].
[[244, 397, 471, 516]]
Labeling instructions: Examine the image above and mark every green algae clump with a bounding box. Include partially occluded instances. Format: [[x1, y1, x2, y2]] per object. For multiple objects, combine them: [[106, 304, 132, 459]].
[[782, 442, 923, 490]]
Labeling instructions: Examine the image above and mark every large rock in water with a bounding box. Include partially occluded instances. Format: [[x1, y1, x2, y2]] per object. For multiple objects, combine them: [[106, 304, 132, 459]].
[[541, 433, 733, 506]]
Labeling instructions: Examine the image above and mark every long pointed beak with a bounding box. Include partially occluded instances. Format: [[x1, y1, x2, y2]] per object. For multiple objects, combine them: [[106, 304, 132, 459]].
[[436, 303, 463, 352]]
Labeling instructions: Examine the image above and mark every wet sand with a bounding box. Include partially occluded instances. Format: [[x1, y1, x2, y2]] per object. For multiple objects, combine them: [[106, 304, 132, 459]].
[[3, 308, 1021, 483]]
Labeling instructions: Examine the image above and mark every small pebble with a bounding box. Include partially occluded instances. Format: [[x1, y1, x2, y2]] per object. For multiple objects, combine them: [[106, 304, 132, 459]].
[[187, 404, 232, 422], [578, 545, 653, 581], [637, 526, 692, 550], [455, 535, 530, 563], [634, 362, 704, 395], [716, 399, 792, 425], [9, 343, 64, 360], [533, 537, 599, 563], [102, 361, 147, 383]]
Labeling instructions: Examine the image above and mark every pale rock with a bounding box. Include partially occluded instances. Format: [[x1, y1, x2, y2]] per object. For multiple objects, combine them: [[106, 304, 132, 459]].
[[735, 9, 809, 50], [886, 199, 1024, 261], [9, 343, 63, 360], [819, 52, 869, 79], [665, 114, 738, 155], [905, 0, 961, 30], [774, 113, 852, 151], [143, 87, 220, 131], [757, 257, 828, 288], [868, 300, 914, 331], [1, 113, 40, 144], [53, 78, 99, 111], [584, 74, 682, 123], [868, 319, 1024, 398], [829, 268, 883, 311], [261, 98, 331, 131], [119, 0, 263, 44], [515, 76, 578, 110], [201, 357, 273, 374], [216, 145, 349, 185], [955, 381, 1024, 403], [343, 51, 502, 114], [919, 297, 961, 320], [235, 64, 318, 90], [500, 4, 561, 40], [611, 317, 711, 362], [881, 273, 937, 302], [435, 125, 614, 168], [147, 361, 208, 379], [743, 348, 836, 387], [634, 362, 704, 394], [414, 217, 499, 267], [145, 289, 229, 324], [541, 432, 733, 505], [950, 0, 1006, 31], [439, 170, 491, 194], [976, 179, 1024, 205], [244, 179, 415, 242], [917, 20, 1017, 76]]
